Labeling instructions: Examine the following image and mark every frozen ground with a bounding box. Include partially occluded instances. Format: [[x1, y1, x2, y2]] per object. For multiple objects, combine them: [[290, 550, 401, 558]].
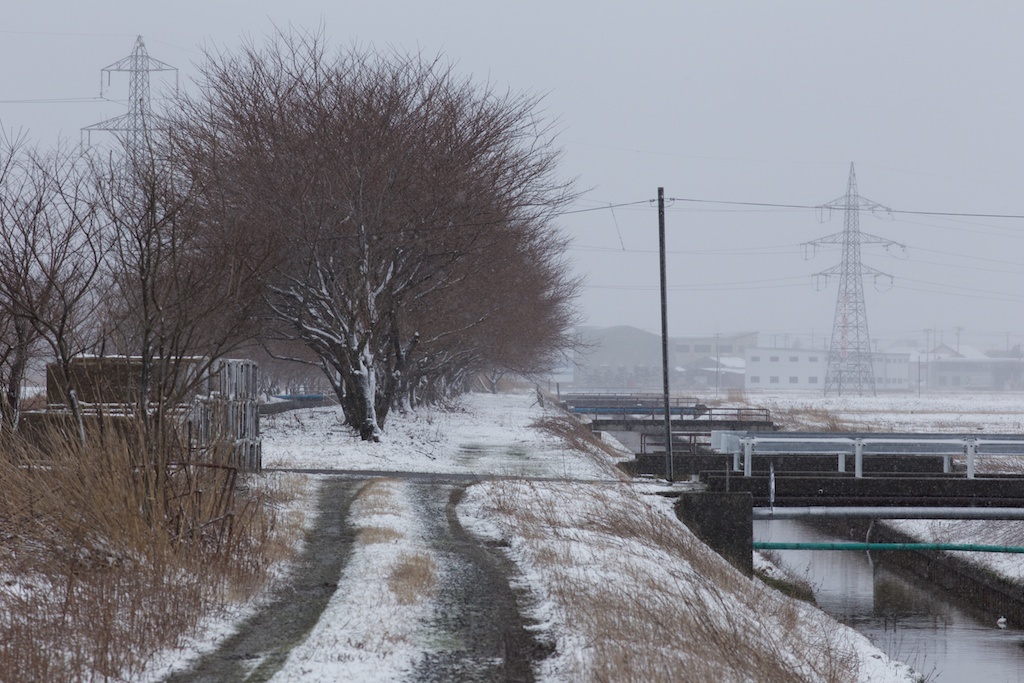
[[148, 390, 938, 682]]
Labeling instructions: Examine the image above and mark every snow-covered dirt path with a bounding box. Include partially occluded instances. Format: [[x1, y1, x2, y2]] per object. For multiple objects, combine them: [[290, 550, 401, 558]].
[[162, 478, 364, 682], [406, 482, 549, 682], [151, 391, 923, 682]]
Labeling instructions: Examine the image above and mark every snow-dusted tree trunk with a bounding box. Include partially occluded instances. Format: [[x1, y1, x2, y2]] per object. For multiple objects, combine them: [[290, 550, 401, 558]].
[[353, 342, 380, 441]]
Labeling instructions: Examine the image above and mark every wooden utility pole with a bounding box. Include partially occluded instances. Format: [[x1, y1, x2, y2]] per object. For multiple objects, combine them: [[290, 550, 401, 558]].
[[658, 188, 674, 482]]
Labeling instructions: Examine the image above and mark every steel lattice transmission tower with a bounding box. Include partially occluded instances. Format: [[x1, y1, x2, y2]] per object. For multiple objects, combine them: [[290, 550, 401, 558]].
[[82, 35, 177, 155], [802, 163, 905, 396]]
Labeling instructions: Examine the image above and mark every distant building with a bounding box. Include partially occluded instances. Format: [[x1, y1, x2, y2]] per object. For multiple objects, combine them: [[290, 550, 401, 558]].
[[745, 347, 825, 391], [677, 356, 745, 392], [571, 326, 664, 391], [744, 347, 910, 392], [928, 344, 1022, 390], [565, 325, 1020, 394], [569, 326, 757, 392], [672, 332, 758, 367]]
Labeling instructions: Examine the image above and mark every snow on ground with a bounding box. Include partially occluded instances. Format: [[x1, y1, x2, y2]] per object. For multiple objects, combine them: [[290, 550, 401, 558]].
[[271, 478, 437, 682], [890, 517, 1024, 582], [745, 390, 1024, 432], [261, 392, 620, 480], [154, 390, 947, 682], [459, 478, 920, 682]]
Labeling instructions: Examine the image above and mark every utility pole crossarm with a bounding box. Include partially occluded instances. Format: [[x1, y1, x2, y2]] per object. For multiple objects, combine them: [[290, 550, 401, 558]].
[[802, 230, 905, 248]]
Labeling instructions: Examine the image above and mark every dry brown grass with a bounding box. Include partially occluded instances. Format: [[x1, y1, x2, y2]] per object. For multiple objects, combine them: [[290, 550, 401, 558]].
[[359, 525, 405, 544], [0, 421, 293, 682], [530, 413, 631, 478], [478, 479, 862, 683], [726, 388, 748, 403], [765, 404, 862, 432], [387, 553, 437, 605]]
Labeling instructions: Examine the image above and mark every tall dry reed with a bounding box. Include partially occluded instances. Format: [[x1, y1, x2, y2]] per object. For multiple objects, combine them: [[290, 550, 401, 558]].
[[0, 418, 289, 682]]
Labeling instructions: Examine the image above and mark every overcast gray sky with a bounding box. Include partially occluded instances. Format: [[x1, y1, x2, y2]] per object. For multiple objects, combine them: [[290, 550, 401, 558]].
[[2, 1, 1022, 353]]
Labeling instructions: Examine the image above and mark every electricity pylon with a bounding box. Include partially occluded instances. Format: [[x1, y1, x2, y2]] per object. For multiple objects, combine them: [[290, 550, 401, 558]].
[[802, 163, 905, 396], [82, 35, 177, 155]]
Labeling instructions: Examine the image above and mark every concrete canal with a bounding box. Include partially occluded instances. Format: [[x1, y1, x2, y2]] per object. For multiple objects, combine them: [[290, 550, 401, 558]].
[[756, 518, 1024, 682]]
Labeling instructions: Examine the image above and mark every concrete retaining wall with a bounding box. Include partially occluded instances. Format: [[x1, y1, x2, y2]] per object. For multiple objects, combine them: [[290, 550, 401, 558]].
[[674, 492, 753, 576]]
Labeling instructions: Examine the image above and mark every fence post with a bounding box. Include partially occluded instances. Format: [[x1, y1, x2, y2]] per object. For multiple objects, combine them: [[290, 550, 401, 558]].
[[966, 439, 977, 479]]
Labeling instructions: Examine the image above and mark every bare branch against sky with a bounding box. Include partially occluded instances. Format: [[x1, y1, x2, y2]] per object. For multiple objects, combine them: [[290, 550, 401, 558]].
[[1, 1, 1022, 351]]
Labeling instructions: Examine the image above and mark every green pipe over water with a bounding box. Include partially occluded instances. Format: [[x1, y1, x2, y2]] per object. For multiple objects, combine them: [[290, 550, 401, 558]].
[[754, 541, 1024, 553]]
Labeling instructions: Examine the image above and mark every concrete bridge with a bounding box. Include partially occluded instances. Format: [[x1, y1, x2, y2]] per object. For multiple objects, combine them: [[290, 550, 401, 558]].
[[641, 427, 1024, 573], [560, 393, 775, 455]]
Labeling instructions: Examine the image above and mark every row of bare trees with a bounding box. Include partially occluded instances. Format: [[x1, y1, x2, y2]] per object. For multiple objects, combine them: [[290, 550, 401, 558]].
[[0, 29, 579, 442], [0, 132, 268, 446]]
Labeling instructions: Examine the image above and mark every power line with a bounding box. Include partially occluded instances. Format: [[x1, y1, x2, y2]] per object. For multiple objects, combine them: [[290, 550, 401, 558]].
[[558, 200, 651, 215], [891, 216, 1024, 240], [897, 277, 1024, 301], [569, 243, 801, 255], [909, 245, 1023, 268], [585, 275, 808, 292], [893, 283, 1024, 304], [0, 29, 134, 38], [666, 196, 1024, 222], [562, 195, 1024, 222], [0, 96, 113, 105]]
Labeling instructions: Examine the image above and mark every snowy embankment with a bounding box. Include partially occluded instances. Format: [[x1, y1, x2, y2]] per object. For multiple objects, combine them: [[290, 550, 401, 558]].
[[261, 392, 618, 479], [155, 391, 921, 682]]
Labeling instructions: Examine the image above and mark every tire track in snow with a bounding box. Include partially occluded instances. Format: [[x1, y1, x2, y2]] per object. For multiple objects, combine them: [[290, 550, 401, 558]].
[[410, 481, 553, 682], [161, 477, 364, 683]]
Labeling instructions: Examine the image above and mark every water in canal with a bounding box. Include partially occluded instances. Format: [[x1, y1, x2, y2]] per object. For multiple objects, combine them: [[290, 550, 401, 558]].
[[756, 519, 1024, 682]]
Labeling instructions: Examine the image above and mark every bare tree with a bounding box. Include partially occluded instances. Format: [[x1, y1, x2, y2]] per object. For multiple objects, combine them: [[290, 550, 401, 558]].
[[0, 135, 105, 442], [91, 131, 272, 453], [174, 29, 577, 440], [0, 134, 38, 432]]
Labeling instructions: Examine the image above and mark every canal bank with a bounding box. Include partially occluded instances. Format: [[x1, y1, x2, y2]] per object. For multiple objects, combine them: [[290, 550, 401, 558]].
[[672, 492, 1024, 624], [758, 518, 1024, 682], [813, 516, 1024, 626]]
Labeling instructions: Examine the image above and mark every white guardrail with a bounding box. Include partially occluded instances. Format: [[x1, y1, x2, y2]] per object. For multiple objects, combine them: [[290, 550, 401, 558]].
[[711, 431, 1024, 479]]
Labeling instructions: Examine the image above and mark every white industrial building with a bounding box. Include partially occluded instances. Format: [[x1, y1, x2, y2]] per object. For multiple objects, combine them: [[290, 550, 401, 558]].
[[744, 348, 910, 392]]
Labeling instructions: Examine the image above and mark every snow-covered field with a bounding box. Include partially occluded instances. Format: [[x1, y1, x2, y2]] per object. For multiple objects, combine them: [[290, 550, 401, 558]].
[[138, 390, 949, 682], [745, 390, 1024, 433]]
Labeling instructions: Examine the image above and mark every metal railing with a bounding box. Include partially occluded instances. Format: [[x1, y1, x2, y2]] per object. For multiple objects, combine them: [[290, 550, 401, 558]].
[[713, 431, 1024, 479], [640, 432, 711, 455], [568, 404, 771, 423], [754, 541, 1024, 554]]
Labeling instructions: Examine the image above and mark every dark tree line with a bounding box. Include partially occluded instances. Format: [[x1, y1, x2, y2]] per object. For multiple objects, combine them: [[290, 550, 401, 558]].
[[0, 29, 579, 442]]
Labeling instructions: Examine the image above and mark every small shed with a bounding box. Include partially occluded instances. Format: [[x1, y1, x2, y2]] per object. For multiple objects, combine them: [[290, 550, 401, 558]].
[[42, 355, 261, 471]]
